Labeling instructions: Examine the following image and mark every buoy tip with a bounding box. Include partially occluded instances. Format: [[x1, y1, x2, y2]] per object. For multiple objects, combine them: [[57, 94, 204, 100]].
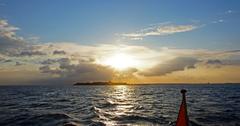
[[181, 89, 187, 94]]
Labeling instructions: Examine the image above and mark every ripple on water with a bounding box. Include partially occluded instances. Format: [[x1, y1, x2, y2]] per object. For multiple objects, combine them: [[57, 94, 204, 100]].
[[1, 112, 83, 126], [0, 84, 240, 126]]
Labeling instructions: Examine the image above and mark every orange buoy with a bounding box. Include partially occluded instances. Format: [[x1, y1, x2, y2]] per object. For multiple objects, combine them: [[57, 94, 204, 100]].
[[176, 89, 189, 126]]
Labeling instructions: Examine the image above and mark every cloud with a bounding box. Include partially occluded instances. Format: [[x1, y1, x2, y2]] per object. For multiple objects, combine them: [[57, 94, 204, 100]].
[[112, 68, 138, 83], [16, 50, 46, 57], [0, 33, 25, 51], [119, 23, 198, 40], [212, 19, 224, 24], [138, 48, 240, 77], [1, 40, 240, 84], [225, 10, 234, 14], [205, 59, 222, 65], [200, 59, 223, 68], [4, 59, 12, 63], [40, 59, 58, 65], [0, 55, 5, 61], [15, 62, 23, 66], [0, 19, 27, 54], [39, 57, 114, 82], [0, 17, 239, 84], [140, 57, 199, 76], [211, 10, 237, 24], [39, 65, 61, 75], [53, 50, 66, 55], [1, 19, 240, 85], [203, 58, 240, 67], [0, 19, 20, 39], [222, 50, 240, 54]]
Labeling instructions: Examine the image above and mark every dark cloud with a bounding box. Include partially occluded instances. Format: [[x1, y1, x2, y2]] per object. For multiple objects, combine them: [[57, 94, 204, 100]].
[[40, 57, 95, 67], [0, 36, 25, 50], [222, 50, 240, 54], [206, 59, 222, 65], [79, 58, 95, 63], [202, 59, 223, 68], [224, 59, 240, 65], [140, 57, 198, 76], [15, 62, 23, 66], [0, 19, 43, 58], [4, 59, 12, 63], [113, 68, 138, 82], [201, 59, 240, 68], [39, 58, 114, 82], [0, 56, 5, 61], [39, 65, 61, 75], [0, 19, 26, 52], [16, 51, 46, 57], [0, 35, 27, 57], [53, 50, 66, 55], [58, 58, 71, 70], [40, 59, 58, 65]]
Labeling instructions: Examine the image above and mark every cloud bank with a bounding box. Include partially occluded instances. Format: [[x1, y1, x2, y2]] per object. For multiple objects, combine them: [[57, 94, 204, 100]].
[[140, 57, 198, 76], [1, 19, 240, 85]]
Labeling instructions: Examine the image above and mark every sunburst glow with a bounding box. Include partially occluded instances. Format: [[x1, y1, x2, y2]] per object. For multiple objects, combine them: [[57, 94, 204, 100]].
[[102, 53, 139, 70]]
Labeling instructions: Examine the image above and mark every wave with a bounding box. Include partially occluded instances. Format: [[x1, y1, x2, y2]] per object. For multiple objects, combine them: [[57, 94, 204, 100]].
[[0, 113, 83, 126], [114, 114, 168, 124], [1, 85, 240, 126]]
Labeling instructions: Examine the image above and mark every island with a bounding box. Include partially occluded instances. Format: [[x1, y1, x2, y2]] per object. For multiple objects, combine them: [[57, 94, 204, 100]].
[[73, 81, 128, 85]]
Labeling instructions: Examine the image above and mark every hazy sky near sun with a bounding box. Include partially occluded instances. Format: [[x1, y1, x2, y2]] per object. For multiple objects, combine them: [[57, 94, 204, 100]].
[[0, 0, 240, 85]]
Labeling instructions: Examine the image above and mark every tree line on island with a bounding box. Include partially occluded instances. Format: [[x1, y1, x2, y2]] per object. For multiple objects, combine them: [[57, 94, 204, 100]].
[[74, 81, 128, 85]]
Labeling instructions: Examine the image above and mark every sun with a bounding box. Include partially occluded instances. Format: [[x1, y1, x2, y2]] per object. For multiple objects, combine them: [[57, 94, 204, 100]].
[[102, 53, 138, 70]]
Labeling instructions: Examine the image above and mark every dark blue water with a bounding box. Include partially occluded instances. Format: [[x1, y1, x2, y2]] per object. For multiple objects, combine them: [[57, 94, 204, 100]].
[[0, 84, 240, 126]]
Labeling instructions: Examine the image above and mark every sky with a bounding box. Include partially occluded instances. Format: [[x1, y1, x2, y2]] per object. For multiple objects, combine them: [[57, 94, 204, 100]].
[[0, 0, 240, 85]]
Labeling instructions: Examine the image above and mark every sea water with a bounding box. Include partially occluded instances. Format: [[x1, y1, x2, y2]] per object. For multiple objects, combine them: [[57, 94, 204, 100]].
[[0, 84, 239, 126]]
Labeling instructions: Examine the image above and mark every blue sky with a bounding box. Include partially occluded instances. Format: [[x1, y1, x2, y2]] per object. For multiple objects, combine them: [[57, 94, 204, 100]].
[[0, 0, 240, 50], [1, 0, 240, 84]]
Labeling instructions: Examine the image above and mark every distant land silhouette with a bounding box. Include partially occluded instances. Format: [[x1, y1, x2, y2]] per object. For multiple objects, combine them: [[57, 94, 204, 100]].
[[73, 82, 240, 86], [74, 81, 128, 85]]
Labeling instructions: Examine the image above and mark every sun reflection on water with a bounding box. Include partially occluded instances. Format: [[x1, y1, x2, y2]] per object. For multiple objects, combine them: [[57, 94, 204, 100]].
[[112, 85, 129, 100], [112, 85, 134, 115], [94, 85, 137, 125]]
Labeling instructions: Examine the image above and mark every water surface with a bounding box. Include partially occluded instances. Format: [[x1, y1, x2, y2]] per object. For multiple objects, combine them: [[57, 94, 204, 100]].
[[0, 84, 240, 126]]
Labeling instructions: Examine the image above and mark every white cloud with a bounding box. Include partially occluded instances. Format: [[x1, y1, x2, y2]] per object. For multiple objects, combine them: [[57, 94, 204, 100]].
[[212, 19, 224, 24], [119, 23, 198, 40], [1, 40, 240, 84], [0, 19, 27, 53], [0, 19, 20, 40], [1, 19, 240, 84], [225, 10, 234, 14]]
